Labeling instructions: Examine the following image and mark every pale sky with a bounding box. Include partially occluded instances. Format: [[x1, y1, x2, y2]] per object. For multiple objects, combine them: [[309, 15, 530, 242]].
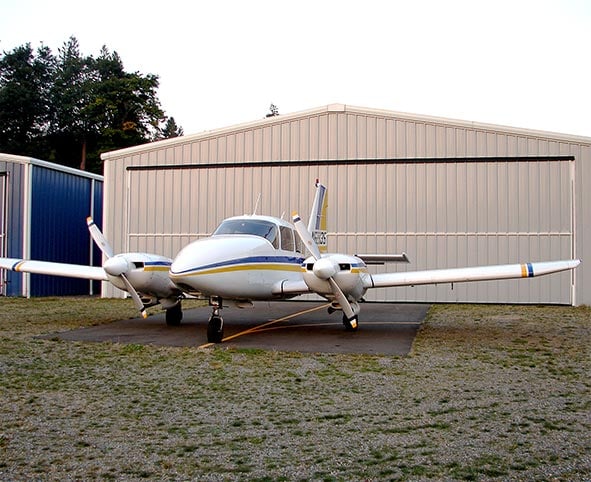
[[2, 0, 590, 137]]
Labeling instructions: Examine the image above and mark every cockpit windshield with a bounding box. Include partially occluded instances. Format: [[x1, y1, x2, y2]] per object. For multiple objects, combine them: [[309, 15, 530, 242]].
[[213, 219, 279, 247]]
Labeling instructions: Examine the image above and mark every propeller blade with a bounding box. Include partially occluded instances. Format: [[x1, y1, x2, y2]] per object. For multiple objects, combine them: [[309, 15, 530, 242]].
[[87, 217, 148, 319], [293, 209, 356, 328], [87, 217, 114, 258], [328, 278, 355, 320], [119, 273, 148, 319], [292, 212, 321, 260]]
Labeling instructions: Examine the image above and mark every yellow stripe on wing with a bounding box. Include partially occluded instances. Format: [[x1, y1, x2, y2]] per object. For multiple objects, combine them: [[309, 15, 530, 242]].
[[14, 261, 26, 272]]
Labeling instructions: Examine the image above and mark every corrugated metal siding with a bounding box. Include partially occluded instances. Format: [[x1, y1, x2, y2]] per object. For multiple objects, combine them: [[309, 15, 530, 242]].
[[0, 155, 103, 297], [123, 158, 572, 304], [0, 160, 24, 296], [30, 166, 94, 296], [102, 105, 590, 304], [91, 180, 104, 295]]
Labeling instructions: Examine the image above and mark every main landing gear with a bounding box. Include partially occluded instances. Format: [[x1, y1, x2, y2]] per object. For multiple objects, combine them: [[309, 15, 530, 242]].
[[207, 296, 224, 343], [165, 302, 183, 326]]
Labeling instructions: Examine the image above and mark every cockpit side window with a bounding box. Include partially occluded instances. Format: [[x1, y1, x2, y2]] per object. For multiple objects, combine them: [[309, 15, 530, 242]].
[[214, 219, 279, 248], [280, 226, 295, 252]]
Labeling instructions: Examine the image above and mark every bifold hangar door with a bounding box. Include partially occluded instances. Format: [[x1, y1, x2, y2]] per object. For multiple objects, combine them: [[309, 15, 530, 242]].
[[125, 156, 575, 304]]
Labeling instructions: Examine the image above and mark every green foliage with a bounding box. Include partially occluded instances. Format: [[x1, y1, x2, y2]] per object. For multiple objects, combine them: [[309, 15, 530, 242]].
[[159, 116, 184, 139], [0, 37, 182, 173], [0, 43, 54, 157]]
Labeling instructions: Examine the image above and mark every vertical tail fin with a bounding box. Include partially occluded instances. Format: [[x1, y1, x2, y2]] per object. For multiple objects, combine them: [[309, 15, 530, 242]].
[[308, 180, 328, 253]]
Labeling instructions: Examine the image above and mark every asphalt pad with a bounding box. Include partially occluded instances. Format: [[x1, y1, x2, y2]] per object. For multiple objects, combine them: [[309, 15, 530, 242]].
[[50, 301, 430, 355]]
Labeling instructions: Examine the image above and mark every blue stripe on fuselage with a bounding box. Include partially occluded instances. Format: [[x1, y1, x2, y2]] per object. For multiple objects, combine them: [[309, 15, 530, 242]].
[[171, 255, 305, 275]]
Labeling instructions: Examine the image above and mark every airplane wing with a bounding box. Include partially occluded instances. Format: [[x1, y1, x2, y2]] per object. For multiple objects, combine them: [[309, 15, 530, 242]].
[[0, 258, 108, 281], [364, 259, 580, 289]]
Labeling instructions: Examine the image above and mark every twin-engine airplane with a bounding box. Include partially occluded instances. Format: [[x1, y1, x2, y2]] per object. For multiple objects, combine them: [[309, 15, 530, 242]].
[[0, 181, 580, 343]]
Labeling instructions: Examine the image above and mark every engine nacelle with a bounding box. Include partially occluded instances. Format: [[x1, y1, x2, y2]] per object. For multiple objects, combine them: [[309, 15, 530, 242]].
[[302, 253, 368, 301], [105, 253, 180, 299]]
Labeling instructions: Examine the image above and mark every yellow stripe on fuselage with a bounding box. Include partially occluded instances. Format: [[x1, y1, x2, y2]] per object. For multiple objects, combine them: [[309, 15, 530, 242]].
[[175, 263, 303, 278], [144, 266, 171, 272], [520, 264, 527, 278]]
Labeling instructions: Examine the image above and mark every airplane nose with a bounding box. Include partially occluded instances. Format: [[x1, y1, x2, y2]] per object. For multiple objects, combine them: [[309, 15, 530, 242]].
[[170, 235, 270, 278]]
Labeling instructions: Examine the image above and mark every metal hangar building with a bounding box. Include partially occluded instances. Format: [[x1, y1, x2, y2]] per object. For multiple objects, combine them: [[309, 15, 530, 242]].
[[100, 104, 591, 305], [1, 154, 104, 297]]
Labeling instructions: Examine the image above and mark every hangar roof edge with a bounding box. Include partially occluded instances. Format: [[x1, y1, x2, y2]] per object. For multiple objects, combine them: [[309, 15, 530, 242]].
[[100, 103, 591, 161], [0, 153, 104, 180]]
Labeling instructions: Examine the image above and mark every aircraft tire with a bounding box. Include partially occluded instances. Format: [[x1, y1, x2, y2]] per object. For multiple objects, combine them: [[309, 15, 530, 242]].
[[165, 303, 183, 326], [343, 315, 359, 332], [207, 316, 224, 343]]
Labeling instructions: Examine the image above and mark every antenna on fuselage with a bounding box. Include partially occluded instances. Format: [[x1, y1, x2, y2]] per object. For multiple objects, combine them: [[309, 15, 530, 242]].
[[252, 193, 262, 215]]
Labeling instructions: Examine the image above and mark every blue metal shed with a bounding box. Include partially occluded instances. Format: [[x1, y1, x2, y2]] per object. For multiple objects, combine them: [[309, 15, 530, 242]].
[[0, 154, 104, 297]]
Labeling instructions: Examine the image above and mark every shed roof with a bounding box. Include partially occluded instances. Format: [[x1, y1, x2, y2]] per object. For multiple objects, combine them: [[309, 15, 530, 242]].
[[0, 153, 104, 181]]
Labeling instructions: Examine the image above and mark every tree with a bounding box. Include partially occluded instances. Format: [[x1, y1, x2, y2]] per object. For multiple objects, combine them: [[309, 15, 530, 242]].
[[48, 39, 167, 171], [160, 117, 184, 139], [48, 37, 97, 169], [266, 103, 279, 118], [0, 43, 55, 157], [0, 37, 178, 173], [88, 46, 166, 168]]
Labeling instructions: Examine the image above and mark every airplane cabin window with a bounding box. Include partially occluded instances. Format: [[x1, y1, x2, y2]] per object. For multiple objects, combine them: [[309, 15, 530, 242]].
[[214, 219, 279, 248], [280, 226, 295, 252]]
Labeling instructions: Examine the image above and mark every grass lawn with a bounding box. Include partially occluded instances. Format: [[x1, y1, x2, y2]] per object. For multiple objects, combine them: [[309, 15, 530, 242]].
[[0, 297, 589, 480]]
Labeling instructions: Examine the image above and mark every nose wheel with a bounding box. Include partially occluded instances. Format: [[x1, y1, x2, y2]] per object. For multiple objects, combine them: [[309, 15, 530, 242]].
[[343, 314, 359, 331], [207, 297, 224, 343]]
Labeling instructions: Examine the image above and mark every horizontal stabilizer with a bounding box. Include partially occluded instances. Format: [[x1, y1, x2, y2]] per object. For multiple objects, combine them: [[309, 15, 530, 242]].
[[356, 253, 410, 264], [365, 259, 580, 289], [0, 258, 108, 281]]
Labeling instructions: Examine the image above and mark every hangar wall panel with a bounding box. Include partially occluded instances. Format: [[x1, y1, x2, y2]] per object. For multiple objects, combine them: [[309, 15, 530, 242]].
[[1, 154, 103, 297], [30, 167, 94, 296], [102, 105, 589, 304]]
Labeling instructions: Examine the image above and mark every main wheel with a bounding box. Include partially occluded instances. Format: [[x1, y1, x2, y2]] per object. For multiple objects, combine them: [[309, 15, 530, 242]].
[[207, 316, 224, 343], [165, 303, 183, 326], [343, 315, 359, 331]]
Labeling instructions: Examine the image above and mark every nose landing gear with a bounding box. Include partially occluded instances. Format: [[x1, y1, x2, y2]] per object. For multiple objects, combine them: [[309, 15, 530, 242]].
[[207, 296, 224, 343]]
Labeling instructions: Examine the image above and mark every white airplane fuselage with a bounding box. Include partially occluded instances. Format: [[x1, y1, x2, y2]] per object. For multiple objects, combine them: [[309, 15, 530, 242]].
[[170, 235, 305, 299], [169, 215, 309, 300]]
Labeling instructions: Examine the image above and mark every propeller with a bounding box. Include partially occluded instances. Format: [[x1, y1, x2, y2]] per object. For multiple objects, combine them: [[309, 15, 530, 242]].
[[292, 212, 357, 328], [87, 217, 148, 319]]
